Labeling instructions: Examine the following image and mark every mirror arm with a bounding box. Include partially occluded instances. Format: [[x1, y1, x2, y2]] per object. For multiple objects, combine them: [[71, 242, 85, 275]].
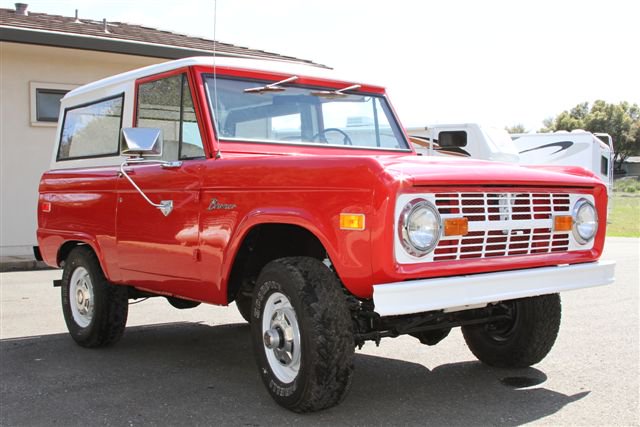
[[119, 159, 179, 216]]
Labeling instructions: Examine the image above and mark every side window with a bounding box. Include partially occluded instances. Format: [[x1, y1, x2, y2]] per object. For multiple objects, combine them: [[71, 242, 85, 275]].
[[601, 156, 609, 176], [57, 94, 123, 160], [180, 77, 205, 159], [137, 73, 204, 161]]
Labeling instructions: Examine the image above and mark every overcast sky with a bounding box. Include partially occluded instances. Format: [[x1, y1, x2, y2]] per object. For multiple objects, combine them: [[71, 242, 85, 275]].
[[7, 0, 639, 130]]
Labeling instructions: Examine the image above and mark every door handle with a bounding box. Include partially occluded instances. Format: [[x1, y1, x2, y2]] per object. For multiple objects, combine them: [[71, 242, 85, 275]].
[[162, 161, 183, 169]]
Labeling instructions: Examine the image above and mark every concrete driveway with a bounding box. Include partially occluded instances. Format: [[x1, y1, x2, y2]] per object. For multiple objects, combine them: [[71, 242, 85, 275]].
[[1, 238, 638, 425]]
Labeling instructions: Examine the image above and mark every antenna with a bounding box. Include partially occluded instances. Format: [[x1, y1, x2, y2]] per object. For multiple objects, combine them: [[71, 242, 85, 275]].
[[212, 0, 222, 159]]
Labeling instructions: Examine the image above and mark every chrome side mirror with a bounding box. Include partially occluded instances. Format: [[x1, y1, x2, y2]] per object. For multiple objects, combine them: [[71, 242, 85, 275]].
[[119, 127, 177, 216], [120, 127, 163, 157]]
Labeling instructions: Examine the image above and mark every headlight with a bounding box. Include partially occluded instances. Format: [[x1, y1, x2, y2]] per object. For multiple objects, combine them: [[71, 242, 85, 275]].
[[572, 198, 598, 244], [398, 199, 441, 257]]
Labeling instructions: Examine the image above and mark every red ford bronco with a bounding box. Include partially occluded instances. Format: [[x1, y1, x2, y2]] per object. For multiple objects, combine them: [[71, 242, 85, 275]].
[[37, 57, 615, 412]]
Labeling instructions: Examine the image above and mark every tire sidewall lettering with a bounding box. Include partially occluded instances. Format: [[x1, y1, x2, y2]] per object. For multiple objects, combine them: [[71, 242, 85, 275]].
[[252, 280, 281, 320], [268, 378, 298, 397]]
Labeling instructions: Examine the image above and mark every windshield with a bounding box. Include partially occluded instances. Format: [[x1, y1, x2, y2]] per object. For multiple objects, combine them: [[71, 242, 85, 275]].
[[203, 76, 409, 150]]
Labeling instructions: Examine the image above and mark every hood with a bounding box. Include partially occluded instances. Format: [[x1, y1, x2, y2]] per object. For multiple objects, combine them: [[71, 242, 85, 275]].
[[377, 155, 601, 188]]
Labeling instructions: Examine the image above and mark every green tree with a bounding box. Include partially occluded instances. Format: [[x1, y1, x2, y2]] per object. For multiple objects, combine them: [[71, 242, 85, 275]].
[[541, 100, 640, 171], [505, 124, 526, 133]]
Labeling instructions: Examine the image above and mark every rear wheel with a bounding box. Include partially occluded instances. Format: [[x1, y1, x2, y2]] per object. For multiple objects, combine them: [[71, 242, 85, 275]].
[[251, 257, 354, 412], [61, 246, 128, 348], [462, 294, 561, 368]]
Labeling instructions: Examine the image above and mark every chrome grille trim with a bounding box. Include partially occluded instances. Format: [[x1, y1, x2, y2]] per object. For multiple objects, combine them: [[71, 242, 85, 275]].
[[433, 192, 571, 262]]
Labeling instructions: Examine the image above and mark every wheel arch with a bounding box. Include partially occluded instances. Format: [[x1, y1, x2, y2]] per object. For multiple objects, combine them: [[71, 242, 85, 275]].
[[57, 239, 110, 279], [225, 219, 339, 304]]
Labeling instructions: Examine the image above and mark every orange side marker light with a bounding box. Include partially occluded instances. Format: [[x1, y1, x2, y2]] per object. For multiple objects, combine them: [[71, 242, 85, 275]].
[[444, 217, 468, 236], [41, 202, 52, 213], [554, 215, 573, 232], [340, 213, 365, 231]]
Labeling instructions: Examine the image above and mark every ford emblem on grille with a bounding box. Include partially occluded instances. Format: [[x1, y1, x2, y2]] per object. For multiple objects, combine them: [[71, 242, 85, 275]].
[[498, 193, 514, 224]]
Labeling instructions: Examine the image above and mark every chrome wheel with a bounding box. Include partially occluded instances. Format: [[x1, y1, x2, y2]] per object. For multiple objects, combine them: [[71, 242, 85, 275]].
[[262, 291, 301, 383], [69, 266, 94, 328]]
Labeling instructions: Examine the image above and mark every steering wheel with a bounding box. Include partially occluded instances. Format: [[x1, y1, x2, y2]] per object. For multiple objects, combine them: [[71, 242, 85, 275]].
[[312, 128, 353, 146]]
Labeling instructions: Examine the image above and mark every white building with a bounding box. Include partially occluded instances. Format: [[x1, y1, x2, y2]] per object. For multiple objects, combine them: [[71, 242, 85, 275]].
[[0, 3, 321, 269]]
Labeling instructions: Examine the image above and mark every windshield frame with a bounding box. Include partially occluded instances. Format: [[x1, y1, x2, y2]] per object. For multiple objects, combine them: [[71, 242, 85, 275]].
[[202, 74, 412, 153]]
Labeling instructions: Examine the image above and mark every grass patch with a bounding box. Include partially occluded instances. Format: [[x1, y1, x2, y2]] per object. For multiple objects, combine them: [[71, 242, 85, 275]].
[[607, 195, 640, 237], [613, 177, 640, 193]]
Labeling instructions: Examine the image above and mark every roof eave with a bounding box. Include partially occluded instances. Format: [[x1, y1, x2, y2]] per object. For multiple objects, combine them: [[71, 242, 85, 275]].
[[0, 25, 328, 66]]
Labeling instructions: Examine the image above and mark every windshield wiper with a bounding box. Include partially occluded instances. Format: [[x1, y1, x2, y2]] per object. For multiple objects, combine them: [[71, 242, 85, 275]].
[[311, 84, 361, 99], [244, 76, 299, 93]]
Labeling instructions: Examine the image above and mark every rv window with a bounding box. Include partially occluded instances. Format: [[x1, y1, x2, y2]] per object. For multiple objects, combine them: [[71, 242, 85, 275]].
[[57, 94, 124, 161], [438, 131, 467, 147], [601, 156, 609, 176]]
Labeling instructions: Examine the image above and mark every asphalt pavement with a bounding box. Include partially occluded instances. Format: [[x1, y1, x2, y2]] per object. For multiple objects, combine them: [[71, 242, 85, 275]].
[[1, 237, 638, 426]]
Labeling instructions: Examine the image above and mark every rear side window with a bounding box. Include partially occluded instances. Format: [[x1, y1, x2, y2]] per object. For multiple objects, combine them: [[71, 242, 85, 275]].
[[57, 94, 124, 161]]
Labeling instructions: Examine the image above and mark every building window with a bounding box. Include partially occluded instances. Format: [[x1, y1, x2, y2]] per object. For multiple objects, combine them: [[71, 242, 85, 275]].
[[30, 82, 78, 127], [36, 89, 67, 122]]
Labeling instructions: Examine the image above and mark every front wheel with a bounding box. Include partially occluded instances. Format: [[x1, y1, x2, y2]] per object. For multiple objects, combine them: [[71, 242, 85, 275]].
[[251, 257, 354, 412], [61, 246, 129, 348], [234, 291, 252, 322], [462, 294, 561, 368]]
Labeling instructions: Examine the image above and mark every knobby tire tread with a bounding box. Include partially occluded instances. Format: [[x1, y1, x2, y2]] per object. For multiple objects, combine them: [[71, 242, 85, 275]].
[[462, 294, 561, 368]]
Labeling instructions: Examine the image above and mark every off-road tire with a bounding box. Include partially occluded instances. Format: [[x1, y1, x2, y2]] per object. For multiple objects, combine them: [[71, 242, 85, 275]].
[[61, 246, 128, 348], [251, 257, 354, 412], [462, 294, 561, 368], [235, 292, 252, 322]]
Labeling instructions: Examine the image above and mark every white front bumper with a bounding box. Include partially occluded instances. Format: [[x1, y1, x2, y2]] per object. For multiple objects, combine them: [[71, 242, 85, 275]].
[[373, 260, 616, 316]]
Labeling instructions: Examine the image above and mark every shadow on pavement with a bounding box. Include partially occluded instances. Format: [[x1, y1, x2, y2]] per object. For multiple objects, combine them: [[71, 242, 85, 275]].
[[1, 321, 588, 426]]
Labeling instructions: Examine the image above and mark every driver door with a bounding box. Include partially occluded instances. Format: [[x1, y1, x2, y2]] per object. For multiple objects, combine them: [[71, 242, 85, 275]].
[[116, 71, 206, 295]]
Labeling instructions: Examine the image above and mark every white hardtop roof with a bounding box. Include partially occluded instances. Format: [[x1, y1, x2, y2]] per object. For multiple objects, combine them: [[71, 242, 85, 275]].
[[65, 56, 376, 100]]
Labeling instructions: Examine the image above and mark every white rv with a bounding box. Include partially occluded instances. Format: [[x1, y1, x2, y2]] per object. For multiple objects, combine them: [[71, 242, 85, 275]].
[[511, 131, 614, 195], [408, 123, 519, 163], [408, 124, 614, 195]]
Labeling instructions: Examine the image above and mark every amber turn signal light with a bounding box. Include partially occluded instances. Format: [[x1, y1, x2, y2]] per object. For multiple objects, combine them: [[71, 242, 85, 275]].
[[554, 215, 573, 232], [444, 217, 468, 236], [340, 213, 365, 230]]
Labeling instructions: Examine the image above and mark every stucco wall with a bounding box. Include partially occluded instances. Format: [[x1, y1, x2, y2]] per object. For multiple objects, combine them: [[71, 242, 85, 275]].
[[0, 42, 163, 261]]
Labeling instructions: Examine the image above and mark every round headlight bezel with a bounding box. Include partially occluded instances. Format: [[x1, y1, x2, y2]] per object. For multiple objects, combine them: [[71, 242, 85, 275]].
[[398, 198, 442, 257], [572, 198, 598, 244]]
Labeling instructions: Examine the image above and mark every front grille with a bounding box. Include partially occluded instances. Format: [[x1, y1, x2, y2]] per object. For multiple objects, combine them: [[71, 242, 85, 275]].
[[433, 192, 571, 261]]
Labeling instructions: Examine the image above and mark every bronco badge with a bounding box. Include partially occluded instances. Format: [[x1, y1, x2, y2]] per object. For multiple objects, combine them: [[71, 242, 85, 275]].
[[207, 198, 236, 210]]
